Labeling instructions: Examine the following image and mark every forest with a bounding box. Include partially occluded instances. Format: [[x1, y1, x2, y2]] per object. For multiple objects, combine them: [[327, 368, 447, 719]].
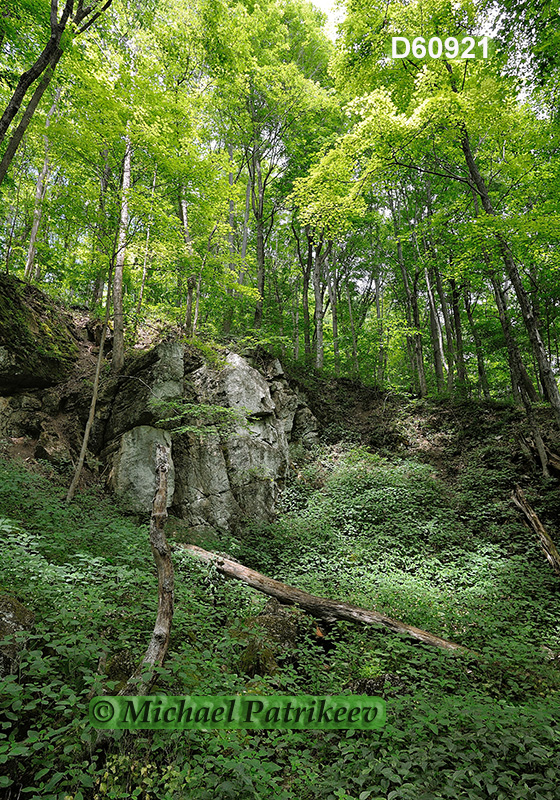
[[1, 0, 560, 798]]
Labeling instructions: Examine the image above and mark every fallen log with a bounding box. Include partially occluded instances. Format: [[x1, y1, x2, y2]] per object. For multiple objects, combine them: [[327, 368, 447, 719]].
[[512, 486, 560, 576], [182, 544, 470, 654]]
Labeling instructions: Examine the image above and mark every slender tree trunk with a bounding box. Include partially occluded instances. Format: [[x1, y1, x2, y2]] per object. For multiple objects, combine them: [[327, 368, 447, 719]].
[[293, 224, 313, 361], [346, 281, 359, 378], [135, 167, 157, 328], [390, 192, 426, 396], [222, 145, 236, 334], [450, 279, 468, 395], [118, 445, 174, 694], [512, 487, 560, 575], [3, 142, 28, 272], [90, 148, 112, 309], [254, 217, 265, 328], [112, 134, 131, 375], [461, 130, 560, 429], [253, 154, 265, 328], [178, 185, 197, 334], [24, 87, 61, 278], [375, 274, 386, 385], [492, 274, 549, 475], [329, 259, 340, 376], [240, 178, 250, 283], [66, 257, 114, 501], [398, 244, 426, 396], [313, 240, 325, 370], [184, 546, 470, 654], [0, 53, 63, 186], [434, 265, 455, 392], [425, 268, 446, 392], [193, 274, 202, 336], [292, 276, 300, 360], [463, 289, 491, 400]]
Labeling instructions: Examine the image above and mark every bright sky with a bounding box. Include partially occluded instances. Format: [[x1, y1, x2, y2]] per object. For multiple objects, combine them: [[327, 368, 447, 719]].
[[312, 0, 344, 41]]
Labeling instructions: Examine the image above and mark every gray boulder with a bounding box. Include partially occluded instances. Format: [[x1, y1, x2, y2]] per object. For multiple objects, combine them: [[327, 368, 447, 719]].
[[101, 344, 318, 532], [108, 427, 175, 514]]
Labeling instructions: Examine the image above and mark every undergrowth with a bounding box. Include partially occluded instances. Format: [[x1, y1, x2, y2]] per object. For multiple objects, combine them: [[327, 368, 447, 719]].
[[1, 441, 560, 800]]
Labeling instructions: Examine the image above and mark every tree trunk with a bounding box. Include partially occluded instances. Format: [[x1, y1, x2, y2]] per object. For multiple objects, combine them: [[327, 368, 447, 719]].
[[0, 54, 63, 186], [112, 134, 131, 375], [0, 0, 113, 178], [24, 87, 61, 278], [293, 223, 313, 361], [345, 281, 359, 378], [66, 255, 114, 502], [375, 275, 386, 385], [253, 154, 265, 328], [492, 274, 549, 475], [292, 276, 300, 360], [313, 239, 325, 370], [119, 445, 174, 694], [95, 444, 174, 751], [461, 130, 560, 429], [329, 258, 340, 376], [512, 487, 560, 576], [178, 185, 197, 334], [434, 265, 455, 392], [135, 167, 157, 329], [463, 290, 491, 400], [450, 278, 468, 395], [183, 545, 470, 654], [399, 245, 426, 396], [425, 268, 446, 392]]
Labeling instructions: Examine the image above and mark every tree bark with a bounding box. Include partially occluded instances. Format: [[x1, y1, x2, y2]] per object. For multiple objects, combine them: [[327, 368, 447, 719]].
[[0, 0, 113, 179], [119, 445, 174, 695], [135, 167, 157, 328], [183, 545, 470, 654], [512, 487, 560, 576], [345, 281, 359, 378], [434, 265, 455, 392], [0, 53, 62, 186], [95, 445, 174, 752], [492, 274, 549, 476], [463, 289, 491, 400], [329, 257, 340, 376], [450, 278, 468, 396], [24, 87, 61, 278], [112, 134, 131, 375], [425, 267, 446, 392], [178, 185, 196, 335], [460, 130, 560, 429], [66, 255, 114, 502], [253, 155, 265, 328]]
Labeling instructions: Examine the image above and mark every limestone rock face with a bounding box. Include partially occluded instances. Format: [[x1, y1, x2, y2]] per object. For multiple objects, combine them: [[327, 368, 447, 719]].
[[173, 352, 290, 533], [108, 426, 175, 514], [101, 343, 318, 531]]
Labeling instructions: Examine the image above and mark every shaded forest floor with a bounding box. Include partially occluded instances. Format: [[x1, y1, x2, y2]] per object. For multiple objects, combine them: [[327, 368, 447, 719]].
[[1, 368, 560, 800]]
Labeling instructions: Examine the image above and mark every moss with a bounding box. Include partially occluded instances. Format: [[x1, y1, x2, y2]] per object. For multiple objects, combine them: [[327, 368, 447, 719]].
[[0, 275, 78, 388]]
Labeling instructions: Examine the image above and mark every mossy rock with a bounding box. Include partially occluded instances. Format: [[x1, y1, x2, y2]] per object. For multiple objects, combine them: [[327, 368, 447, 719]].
[[238, 598, 308, 678], [0, 274, 78, 392], [0, 593, 34, 677]]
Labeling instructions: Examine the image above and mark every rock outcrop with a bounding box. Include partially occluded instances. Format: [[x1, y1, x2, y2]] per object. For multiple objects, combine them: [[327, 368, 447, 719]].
[[0, 275, 317, 534], [0, 274, 78, 393], [101, 344, 318, 533]]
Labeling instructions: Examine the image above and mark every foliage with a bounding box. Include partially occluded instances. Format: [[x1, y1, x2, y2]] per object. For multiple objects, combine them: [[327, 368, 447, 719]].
[[2, 434, 560, 798]]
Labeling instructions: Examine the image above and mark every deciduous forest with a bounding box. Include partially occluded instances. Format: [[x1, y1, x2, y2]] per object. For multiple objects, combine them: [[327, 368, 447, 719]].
[[1, 0, 560, 798]]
